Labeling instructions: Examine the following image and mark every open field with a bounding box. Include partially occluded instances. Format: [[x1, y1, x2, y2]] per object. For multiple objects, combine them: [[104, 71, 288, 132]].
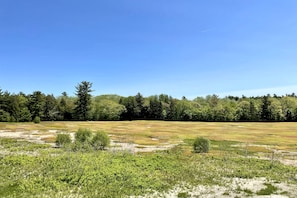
[[1, 121, 297, 197], [1, 121, 297, 151]]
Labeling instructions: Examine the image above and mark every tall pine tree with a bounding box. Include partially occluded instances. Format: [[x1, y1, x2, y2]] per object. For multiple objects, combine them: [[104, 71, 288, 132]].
[[261, 95, 271, 121], [74, 81, 93, 121]]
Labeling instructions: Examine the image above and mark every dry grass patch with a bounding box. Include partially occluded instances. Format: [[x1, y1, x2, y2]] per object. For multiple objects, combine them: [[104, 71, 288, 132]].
[[134, 138, 163, 145], [41, 136, 56, 143], [246, 146, 271, 153], [1, 121, 297, 152]]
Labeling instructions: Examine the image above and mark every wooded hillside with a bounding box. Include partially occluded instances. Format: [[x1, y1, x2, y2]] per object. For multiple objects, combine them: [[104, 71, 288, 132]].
[[1, 81, 297, 122]]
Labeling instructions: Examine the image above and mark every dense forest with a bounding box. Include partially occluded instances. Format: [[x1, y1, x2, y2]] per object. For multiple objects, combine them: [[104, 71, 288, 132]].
[[1, 81, 297, 122]]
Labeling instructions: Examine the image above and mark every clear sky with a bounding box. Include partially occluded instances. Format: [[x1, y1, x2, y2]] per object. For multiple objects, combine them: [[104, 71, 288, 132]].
[[1, 0, 296, 99]]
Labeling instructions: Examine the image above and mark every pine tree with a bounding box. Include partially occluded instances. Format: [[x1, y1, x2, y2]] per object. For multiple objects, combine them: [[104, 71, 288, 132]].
[[74, 81, 93, 120], [149, 96, 162, 119], [28, 91, 45, 120], [261, 95, 271, 121], [135, 92, 144, 119]]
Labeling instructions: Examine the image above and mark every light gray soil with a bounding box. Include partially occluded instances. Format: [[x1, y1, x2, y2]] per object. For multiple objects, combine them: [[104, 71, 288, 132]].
[[0, 129, 178, 153], [132, 178, 297, 198]]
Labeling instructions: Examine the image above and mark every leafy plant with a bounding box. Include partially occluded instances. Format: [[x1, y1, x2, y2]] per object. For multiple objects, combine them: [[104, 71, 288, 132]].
[[91, 130, 110, 150], [193, 137, 210, 153], [75, 128, 92, 144], [71, 128, 93, 151], [56, 133, 71, 147], [33, 116, 41, 123]]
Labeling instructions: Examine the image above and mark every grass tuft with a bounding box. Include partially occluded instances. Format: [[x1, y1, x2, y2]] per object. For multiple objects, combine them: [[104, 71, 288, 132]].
[[256, 183, 278, 195]]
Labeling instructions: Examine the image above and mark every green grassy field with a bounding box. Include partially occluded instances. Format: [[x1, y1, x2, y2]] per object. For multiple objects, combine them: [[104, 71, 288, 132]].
[[0, 121, 297, 197]]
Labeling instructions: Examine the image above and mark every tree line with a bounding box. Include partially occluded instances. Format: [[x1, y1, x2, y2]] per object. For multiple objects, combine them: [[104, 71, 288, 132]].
[[1, 81, 297, 122]]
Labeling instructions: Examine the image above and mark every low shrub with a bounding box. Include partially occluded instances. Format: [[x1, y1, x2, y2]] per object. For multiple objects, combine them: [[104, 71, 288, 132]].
[[91, 131, 110, 150], [71, 128, 110, 151], [193, 137, 210, 153], [75, 128, 92, 144], [33, 116, 40, 124], [71, 140, 93, 152], [56, 133, 71, 147]]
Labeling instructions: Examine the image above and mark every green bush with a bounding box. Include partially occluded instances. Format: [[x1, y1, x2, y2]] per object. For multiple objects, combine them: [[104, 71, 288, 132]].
[[70, 128, 110, 152], [193, 137, 210, 153], [91, 131, 110, 150], [71, 140, 93, 152], [56, 133, 71, 147], [33, 116, 41, 124], [72, 128, 94, 151], [0, 110, 11, 122], [75, 128, 92, 144]]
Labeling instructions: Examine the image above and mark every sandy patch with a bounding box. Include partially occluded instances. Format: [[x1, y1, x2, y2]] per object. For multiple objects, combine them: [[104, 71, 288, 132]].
[[0, 130, 178, 153], [132, 177, 297, 198], [109, 140, 178, 153], [0, 130, 56, 146]]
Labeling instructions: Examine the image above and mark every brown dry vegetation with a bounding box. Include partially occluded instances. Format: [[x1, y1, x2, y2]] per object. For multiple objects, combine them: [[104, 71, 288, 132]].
[[1, 121, 297, 151]]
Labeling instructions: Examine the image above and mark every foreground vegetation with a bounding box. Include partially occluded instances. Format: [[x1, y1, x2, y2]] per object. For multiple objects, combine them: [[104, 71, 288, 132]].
[[1, 121, 297, 197], [1, 137, 297, 197]]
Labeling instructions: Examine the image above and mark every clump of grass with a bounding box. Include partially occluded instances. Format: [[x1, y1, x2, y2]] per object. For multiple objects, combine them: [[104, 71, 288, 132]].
[[256, 183, 278, 195], [177, 192, 190, 198], [243, 188, 253, 195], [222, 191, 230, 196], [193, 137, 210, 153]]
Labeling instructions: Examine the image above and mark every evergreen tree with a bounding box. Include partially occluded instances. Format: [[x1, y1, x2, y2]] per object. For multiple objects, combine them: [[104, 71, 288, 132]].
[[135, 92, 144, 119], [261, 95, 271, 121], [149, 96, 162, 119], [74, 81, 93, 120], [28, 91, 45, 120]]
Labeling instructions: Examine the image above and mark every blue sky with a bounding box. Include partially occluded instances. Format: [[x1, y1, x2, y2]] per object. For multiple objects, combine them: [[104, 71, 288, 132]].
[[1, 0, 296, 99]]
